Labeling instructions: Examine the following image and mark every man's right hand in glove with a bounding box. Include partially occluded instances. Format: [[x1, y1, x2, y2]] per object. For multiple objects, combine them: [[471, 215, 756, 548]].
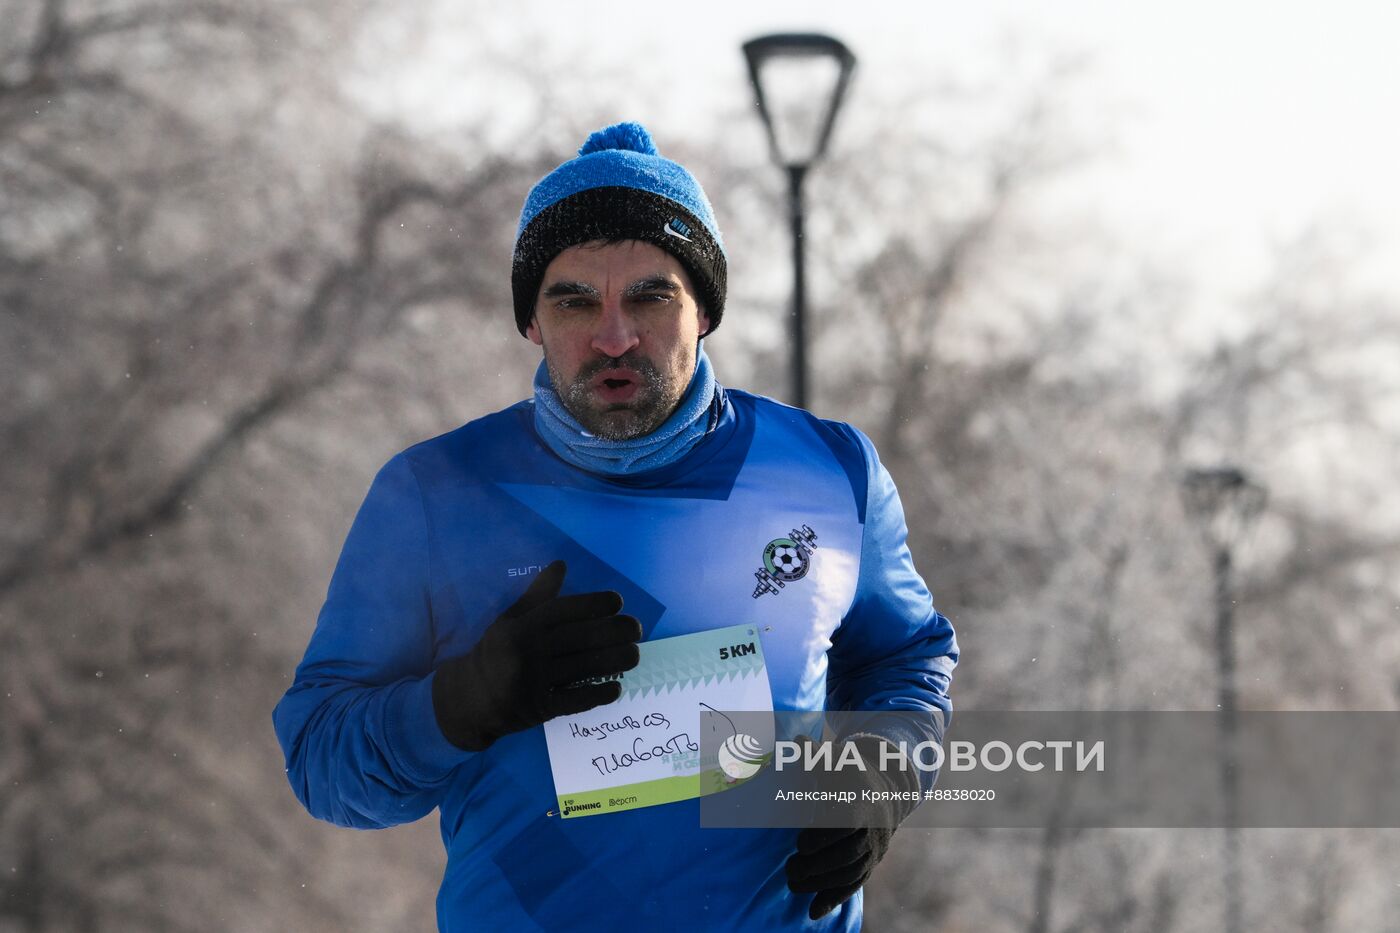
[[432, 560, 641, 752]]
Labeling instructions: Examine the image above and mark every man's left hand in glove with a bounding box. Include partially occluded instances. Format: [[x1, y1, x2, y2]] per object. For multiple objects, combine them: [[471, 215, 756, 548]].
[[784, 734, 921, 921]]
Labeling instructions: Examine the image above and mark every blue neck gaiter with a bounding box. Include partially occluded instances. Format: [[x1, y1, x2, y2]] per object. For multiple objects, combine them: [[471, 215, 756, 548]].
[[533, 348, 718, 476]]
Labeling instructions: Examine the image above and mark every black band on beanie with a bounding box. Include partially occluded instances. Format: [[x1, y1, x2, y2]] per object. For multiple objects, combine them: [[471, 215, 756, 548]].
[[511, 186, 727, 337]]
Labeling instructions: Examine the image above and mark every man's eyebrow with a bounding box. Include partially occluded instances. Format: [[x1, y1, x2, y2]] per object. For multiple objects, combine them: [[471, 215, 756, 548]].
[[624, 277, 680, 297], [541, 281, 601, 299]]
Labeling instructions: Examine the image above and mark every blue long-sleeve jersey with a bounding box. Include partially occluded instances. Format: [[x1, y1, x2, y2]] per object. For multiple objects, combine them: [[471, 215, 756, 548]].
[[273, 389, 958, 931]]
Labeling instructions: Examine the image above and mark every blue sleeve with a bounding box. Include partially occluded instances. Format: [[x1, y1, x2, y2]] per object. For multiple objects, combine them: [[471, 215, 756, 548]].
[[825, 426, 959, 785], [272, 453, 471, 829]]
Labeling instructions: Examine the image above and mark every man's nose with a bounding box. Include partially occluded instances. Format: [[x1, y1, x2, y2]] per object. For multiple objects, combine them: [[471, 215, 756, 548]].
[[590, 299, 640, 358]]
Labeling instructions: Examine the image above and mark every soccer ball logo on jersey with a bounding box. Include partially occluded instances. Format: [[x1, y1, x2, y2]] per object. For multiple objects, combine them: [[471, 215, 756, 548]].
[[765, 540, 810, 582], [752, 524, 819, 599]]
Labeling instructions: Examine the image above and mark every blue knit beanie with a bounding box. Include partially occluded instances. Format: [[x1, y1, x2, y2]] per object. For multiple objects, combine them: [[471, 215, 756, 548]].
[[511, 122, 727, 336]]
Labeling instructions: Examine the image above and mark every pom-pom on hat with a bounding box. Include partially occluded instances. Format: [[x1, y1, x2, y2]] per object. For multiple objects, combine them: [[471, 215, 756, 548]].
[[512, 122, 727, 337]]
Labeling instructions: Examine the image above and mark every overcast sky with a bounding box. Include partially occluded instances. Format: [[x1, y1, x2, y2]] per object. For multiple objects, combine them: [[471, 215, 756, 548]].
[[363, 0, 1400, 298]]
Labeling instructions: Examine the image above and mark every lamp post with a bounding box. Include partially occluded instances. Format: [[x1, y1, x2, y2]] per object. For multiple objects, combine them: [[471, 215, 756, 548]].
[[1180, 466, 1267, 933], [742, 33, 856, 410]]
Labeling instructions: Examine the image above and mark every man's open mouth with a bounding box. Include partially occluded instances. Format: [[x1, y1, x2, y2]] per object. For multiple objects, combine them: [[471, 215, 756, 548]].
[[591, 368, 642, 403], [592, 367, 640, 388]]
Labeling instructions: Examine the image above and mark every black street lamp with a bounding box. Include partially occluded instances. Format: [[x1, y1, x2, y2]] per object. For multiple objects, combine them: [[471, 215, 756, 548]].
[[1180, 466, 1267, 933], [742, 33, 857, 410]]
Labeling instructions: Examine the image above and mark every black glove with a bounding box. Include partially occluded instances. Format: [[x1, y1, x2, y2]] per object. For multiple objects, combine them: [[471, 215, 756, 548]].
[[785, 734, 918, 920], [431, 560, 642, 752], [785, 825, 894, 920]]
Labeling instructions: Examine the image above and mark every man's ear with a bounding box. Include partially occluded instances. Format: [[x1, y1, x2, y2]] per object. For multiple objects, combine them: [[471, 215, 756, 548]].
[[697, 306, 712, 339], [525, 316, 543, 346]]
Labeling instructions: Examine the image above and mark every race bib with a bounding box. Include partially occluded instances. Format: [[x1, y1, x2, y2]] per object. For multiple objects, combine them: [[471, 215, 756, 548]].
[[543, 624, 773, 818]]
